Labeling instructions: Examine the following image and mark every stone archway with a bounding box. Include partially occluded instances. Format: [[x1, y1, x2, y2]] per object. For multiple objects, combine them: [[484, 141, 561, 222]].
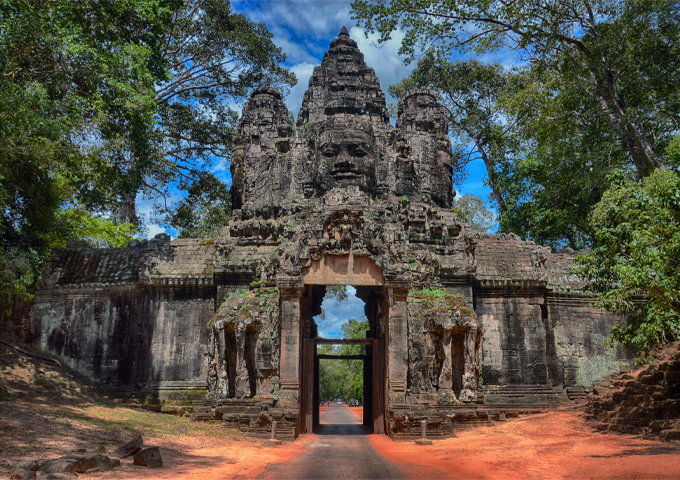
[[292, 254, 387, 435]]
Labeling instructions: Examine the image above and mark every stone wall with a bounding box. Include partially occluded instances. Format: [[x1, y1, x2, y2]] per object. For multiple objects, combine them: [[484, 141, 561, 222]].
[[27, 238, 220, 400], [545, 295, 632, 388], [475, 288, 549, 386]]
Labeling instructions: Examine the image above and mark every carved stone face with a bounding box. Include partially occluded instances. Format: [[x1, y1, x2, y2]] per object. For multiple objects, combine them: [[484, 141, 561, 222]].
[[310, 121, 376, 196]]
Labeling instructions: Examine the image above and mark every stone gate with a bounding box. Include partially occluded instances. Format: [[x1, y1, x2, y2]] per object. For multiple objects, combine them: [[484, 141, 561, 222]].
[[7, 27, 632, 438]]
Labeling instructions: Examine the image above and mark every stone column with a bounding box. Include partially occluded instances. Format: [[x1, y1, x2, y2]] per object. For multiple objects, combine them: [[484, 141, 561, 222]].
[[235, 325, 250, 398], [216, 324, 229, 398], [279, 286, 304, 408], [387, 287, 408, 404], [437, 329, 455, 404], [439, 329, 452, 389], [460, 326, 481, 402]]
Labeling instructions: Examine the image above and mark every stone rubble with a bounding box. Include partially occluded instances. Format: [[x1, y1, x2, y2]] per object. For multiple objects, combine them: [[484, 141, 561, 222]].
[[583, 342, 680, 439]]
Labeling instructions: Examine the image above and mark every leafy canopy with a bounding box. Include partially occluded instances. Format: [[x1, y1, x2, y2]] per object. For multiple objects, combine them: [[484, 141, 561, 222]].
[[354, 0, 680, 173], [0, 0, 171, 314], [318, 317, 369, 402], [572, 168, 680, 355], [453, 194, 496, 233], [150, 0, 297, 230], [376, 0, 680, 248]]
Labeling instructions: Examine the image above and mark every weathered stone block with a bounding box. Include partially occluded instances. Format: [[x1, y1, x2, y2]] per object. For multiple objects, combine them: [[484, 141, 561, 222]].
[[9, 469, 36, 480], [133, 447, 163, 468], [113, 435, 143, 458]]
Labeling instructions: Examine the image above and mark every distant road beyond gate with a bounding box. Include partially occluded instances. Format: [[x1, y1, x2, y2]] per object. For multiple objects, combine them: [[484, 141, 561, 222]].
[[255, 403, 445, 479]]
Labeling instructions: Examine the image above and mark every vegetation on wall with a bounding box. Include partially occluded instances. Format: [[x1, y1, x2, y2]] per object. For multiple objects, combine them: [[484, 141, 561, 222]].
[[410, 287, 476, 319]]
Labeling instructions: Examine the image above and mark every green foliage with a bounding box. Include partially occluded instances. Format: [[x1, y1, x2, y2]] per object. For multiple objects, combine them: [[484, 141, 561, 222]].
[[227, 289, 250, 300], [55, 210, 139, 248], [0, 246, 35, 319], [0, 0, 295, 317], [495, 62, 632, 249], [151, 0, 297, 227], [411, 287, 447, 298], [411, 287, 476, 318], [318, 317, 369, 402], [454, 194, 496, 233], [356, 0, 680, 248], [166, 173, 231, 238], [254, 287, 279, 299], [0, 0, 168, 316], [326, 285, 349, 303], [400, 195, 409, 208], [572, 169, 680, 356]]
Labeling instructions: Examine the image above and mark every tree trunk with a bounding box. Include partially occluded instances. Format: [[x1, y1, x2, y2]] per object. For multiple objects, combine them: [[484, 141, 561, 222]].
[[119, 191, 138, 225]]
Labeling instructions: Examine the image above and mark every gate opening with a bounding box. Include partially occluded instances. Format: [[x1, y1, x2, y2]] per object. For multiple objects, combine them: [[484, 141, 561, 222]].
[[299, 284, 386, 435], [317, 343, 366, 426]]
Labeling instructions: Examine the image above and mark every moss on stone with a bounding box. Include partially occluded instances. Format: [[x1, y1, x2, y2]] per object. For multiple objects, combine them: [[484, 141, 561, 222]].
[[410, 287, 477, 319]]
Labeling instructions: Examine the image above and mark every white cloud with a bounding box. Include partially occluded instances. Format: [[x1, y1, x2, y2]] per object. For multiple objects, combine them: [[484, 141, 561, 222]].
[[350, 26, 416, 106], [280, 27, 417, 117], [271, 31, 321, 65], [235, 0, 354, 41], [284, 62, 317, 116], [146, 224, 169, 239], [315, 286, 366, 338]]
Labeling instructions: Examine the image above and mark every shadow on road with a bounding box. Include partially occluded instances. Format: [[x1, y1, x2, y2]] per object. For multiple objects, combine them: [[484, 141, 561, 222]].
[[313, 424, 372, 436]]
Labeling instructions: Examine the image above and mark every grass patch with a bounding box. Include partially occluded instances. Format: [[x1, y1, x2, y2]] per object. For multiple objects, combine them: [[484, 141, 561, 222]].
[[40, 404, 240, 440]]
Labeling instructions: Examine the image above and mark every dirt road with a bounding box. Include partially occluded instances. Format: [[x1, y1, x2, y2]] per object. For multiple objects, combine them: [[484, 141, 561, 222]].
[[256, 403, 446, 479]]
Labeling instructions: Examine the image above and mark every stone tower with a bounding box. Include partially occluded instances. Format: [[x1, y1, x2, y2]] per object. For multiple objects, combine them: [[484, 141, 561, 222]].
[[230, 26, 454, 212]]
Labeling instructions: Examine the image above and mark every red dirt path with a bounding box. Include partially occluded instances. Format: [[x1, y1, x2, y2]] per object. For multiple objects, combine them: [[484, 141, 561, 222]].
[[304, 404, 679, 479], [368, 410, 680, 479], [2, 400, 678, 479]]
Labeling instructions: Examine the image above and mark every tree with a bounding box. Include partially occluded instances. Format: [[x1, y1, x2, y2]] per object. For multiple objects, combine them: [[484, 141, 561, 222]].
[[572, 168, 680, 356], [144, 0, 297, 228], [453, 194, 496, 233], [0, 0, 172, 315], [318, 317, 369, 402], [492, 65, 634, 249], [373, 1, 680, 248], [167, 172, 232, 238], [353, 0, 680, 178]]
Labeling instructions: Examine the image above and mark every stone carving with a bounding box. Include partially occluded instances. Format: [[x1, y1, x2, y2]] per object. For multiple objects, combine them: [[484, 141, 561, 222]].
[[229, 27, 452, 213], [207, 288, 280, 400], [407, 291, 483, 404], [323, 211, 364, 253]]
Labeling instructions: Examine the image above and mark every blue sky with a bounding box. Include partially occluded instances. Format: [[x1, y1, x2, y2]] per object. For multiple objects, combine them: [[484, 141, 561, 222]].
[[140, 0, 515, 238], [315, 286, 366, 338]]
